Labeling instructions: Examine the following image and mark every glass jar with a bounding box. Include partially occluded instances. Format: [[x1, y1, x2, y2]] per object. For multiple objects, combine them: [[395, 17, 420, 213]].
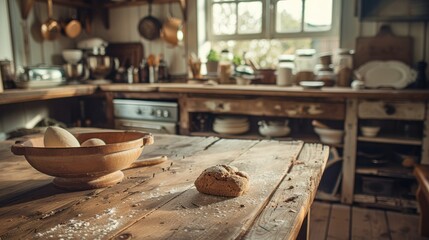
[[294, 49, 316, 73], [218, 49, 233, 84]]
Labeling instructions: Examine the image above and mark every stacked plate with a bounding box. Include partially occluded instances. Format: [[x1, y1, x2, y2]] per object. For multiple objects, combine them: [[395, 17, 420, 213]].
[[213, 116, 249, 135]]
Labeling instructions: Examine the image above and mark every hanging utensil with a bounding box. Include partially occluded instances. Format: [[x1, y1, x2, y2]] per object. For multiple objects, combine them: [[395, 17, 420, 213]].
[[41, 0, 60, 41], [161, 3, 185, 46], [62, 9, 82, 39], [138, 2, 162, 40]]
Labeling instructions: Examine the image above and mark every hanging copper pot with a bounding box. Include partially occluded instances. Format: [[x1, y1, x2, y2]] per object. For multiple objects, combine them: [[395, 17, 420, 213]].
[[40, 0, 60, 41]]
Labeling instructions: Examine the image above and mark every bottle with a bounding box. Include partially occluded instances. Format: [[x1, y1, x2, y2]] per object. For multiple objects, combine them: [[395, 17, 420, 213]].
[[218, 49, 233, 84], [157, 54, 169, 81], [139, 59, 149, 83]]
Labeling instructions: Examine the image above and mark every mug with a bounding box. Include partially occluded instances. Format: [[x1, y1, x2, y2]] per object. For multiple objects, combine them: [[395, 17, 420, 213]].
[[277, 67, 293, 86]]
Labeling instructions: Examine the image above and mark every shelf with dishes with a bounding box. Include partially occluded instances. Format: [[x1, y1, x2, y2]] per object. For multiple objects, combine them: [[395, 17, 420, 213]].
[[190, 113, 345, 146]]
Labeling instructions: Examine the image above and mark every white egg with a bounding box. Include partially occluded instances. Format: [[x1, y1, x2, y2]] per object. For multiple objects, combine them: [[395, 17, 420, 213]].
[[44, 126, 80, 148], [81, 138, 106, 147]]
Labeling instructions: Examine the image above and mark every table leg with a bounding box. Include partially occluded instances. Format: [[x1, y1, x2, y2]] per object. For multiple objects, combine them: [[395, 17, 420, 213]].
[[417, 186, 429, 237], [297, 209, 310, 240]]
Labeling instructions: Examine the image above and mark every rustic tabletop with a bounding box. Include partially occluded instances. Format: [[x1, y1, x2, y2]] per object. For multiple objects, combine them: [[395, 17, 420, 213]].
[[0, 132, 328, 240]]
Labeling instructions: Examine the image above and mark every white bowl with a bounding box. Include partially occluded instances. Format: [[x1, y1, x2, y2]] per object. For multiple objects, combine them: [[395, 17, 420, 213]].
[[62, 49, 83, 64], [259, 125, 290, 137], [314, 127, 344, 145], [360, 126, 380, 137], [213, 124, 249, 135]]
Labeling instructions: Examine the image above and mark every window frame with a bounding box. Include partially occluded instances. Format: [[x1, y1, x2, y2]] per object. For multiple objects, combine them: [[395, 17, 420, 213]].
[[206, 0, 341, 41]]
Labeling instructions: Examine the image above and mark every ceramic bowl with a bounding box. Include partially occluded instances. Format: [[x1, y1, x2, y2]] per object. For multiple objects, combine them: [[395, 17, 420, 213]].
[[62, 49, 83, 64], [259, 125, 290, 138], [314, 127, 344, 145], [11, 131, 153, 190], [360, 126, 380, 137]]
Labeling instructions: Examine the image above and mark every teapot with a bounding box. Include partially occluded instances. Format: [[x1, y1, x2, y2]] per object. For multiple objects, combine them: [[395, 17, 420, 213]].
[[258, 120, 291, 138]]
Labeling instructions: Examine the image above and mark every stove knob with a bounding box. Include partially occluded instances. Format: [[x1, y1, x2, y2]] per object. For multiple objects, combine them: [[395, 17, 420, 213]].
[[155, 109, 162, 117], [163, 110, 169, 118], [136, 108, 143, 115]]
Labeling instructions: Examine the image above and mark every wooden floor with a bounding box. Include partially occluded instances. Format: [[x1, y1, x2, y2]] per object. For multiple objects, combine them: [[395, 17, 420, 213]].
[[309, 201, 428, 240]]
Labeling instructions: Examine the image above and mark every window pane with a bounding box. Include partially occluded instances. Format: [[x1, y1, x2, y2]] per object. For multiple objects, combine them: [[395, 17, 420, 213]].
[[237, 1, 262, 34], [304, 0, 332, 32], [276, 0, 303, 33], [212, 3, 237, 35]]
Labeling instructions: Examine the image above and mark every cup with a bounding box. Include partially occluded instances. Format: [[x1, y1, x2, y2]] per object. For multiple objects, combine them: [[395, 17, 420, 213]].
[[276, 67, 293, 86]]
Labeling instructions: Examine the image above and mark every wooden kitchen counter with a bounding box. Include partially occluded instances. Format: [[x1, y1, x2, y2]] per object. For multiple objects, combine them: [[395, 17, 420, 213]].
[[101, 83, 429, 100], [0, 85, 98, 105], [0, 131, 328, 239], [2, 83, 429, 106]]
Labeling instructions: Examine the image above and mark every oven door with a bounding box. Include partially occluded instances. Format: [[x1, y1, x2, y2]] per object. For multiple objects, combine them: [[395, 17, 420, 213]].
[[115, 119, 177, 134]]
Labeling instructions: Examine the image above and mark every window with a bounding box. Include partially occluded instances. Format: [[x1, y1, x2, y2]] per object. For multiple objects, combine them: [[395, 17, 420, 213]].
[[202, 0, 340, 68], [207, 0, 339, 40]]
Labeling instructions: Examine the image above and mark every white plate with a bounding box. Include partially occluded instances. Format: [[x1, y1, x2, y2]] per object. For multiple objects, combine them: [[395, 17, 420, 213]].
[[355, 61, 416, 89], [299, 81, 324, 89], [15, 80, 66, 89]]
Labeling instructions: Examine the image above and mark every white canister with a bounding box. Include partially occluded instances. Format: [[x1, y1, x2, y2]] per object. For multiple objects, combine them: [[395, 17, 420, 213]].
[[276, 66, 293, 86]]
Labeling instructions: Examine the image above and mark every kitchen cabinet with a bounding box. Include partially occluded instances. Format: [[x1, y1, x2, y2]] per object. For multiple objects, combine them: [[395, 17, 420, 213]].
[[342, 98, 429, 211]]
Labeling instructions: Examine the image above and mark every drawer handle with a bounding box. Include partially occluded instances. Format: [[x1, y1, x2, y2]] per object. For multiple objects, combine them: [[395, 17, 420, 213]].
[[383, 104, 396, 115]]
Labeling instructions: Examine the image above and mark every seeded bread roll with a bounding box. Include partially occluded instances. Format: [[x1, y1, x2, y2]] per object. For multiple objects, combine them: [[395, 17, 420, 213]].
[[194, 165, 249, 197]]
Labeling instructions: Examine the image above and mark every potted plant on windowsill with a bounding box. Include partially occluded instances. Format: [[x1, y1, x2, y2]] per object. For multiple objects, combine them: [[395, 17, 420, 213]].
[[206, 49, 219, 75]]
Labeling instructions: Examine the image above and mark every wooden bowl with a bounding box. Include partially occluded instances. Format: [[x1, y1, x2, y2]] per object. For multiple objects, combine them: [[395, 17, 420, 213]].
[[11, 131, 153, 190]]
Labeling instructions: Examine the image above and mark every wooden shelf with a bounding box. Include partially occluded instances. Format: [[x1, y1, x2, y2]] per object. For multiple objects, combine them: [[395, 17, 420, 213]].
[[355, 165, 415, 179], [357, 135, 422, 146]]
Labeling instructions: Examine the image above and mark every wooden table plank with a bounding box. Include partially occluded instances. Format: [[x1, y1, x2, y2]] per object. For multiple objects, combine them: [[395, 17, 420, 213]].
[[111, 140, 305, 239], [309, 202, 331, 240], [244, 143, 329, 240], [327, 204, 351, 240], [351, 206, 390, 240]]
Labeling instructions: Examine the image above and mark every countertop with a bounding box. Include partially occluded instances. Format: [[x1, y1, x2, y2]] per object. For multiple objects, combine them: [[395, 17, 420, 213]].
[[0, 131, 328, 239], [1, 83, 429, 105]]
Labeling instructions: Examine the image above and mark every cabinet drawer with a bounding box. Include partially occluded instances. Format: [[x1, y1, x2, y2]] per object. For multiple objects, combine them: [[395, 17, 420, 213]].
[[358, 100, 426, 120], [185, 98, 265, 115], [263, 100, 345, 120]]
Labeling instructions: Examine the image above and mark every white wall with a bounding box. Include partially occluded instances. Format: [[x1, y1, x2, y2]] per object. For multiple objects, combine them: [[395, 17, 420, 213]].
[[0, 0, 13, 60]]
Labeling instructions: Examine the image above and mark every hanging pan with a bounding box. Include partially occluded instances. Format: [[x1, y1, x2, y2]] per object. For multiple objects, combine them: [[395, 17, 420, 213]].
[[161, 3, 185, 46], [138, 2, 162, 40], [41, 0, 61, 41]]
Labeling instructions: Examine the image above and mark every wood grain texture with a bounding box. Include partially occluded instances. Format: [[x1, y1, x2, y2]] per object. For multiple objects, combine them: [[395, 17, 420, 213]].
[[0, 132, 326, 239], [386, 211, 424, 240], [351, 207, 390, 240], [342, 99, 358, 204], [243, 143, 329, 239], [309, 202, 331, 240], [0, 85, 97, 105], [327, 204, 350, 240], [112, 140, 306, 239]]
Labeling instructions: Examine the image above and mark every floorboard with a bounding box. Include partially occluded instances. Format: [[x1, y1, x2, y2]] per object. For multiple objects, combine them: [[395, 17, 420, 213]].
[[310, 201, 428, 240], [326, 204, 351, 240]]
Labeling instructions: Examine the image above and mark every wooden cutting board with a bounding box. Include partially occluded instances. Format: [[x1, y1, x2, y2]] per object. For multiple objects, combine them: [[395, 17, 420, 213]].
[[106, 42, 144, 68], [354, 25, 413, 69]]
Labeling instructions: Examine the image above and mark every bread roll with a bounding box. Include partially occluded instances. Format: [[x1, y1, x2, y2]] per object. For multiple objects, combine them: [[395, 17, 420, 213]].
[[194, 165, 249, 197]]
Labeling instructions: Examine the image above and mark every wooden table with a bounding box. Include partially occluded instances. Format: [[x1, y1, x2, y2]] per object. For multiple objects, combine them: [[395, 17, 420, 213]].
[[0, 132, 328, 239]]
